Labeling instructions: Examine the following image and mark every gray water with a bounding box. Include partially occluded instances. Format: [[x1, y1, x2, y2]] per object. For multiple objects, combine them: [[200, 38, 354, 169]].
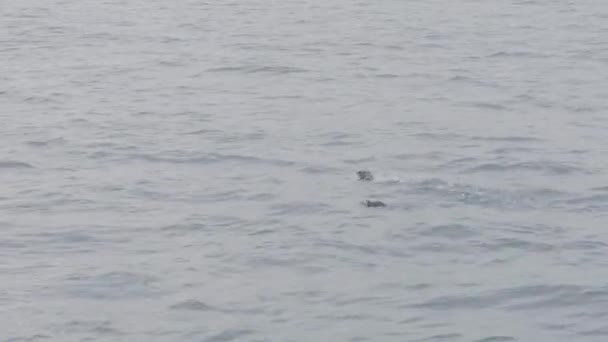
[[2, 1, 608, 341]]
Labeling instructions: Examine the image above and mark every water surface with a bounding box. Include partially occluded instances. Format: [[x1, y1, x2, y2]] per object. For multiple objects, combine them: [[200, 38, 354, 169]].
[[2, 1, 608, 341]]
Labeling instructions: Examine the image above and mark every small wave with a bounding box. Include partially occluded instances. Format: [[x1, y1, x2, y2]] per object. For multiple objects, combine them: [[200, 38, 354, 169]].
[[414, 178, 450, 189], [407, 72, 441, 79], [488, 51, 550, 58], [320, 140, 361, 147], [464, 161, 585, 175], [315, 239, 380, 256], [0, 240, 26, 248], [133, 154, 217, 164], [475, 337, 515, 342], [384, 44, 403, 50], [412, 132, 464, 140], [192, 190, 244, 202], [466, 101, 510, 111], [419, 42, 449, 49], [245, 193, 275, 201], [269, 201, 333, 216], [375, 73, 400, 79], [441, 157, 479, 167], [420, 224, 477, 239], [25, 137, 65, 147], [472, 136, 541, 142], [65, 271, 162, 300], [449, 75, 473, 82], [132, 153, 295, 167], [214, 153, 295, 166], [24, 95, 55, 104], [561, 240, 608, 251], [392, 152, 445, 161], [27, 230, 100, 245], [562, 193, 608, 204], [62, 320, 124, 336], [258, 94, 303, 100], [299, 165, 340, 174], [448, 75, 496, 87], [203, 329, 256, 342], [318, 131, 360, 140], [185, 128, 223, 135], [579, 327, 608, 337], [316, 313, 373, 321], [206, 66, 249, 73], [343, 156, 376, 164], [407, 178, 567, 210], [0, 161, 34, 169], [489, 147, 537, 154], [506, 285, 608, 311], [479, 237, 554, 252], [514, 0, 540, 5], [556, 193, 608, 211], [415, 334, 463, 341], [206, 65, 308, 75], [512, 93, 556, 110], [160, 223, 208, 234], [410, 293, 500, 310], [4, 334, 51, 341], [248, 228, 276, 236], [411, 284, 584, 311], [373, 176, 402, 184], [170, 299, 215, 311], [158, 59, 186, 67], [317, 132, 362, 146]]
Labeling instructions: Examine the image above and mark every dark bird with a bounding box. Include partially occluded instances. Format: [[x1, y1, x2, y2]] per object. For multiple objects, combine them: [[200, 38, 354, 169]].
[[364, 200, 386, 208], [357, 170, 374, 181]]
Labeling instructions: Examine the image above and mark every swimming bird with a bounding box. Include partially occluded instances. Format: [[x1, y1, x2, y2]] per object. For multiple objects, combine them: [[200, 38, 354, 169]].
[[363, 200, 386, 208], [357, 170, 374, 181], [356, 171, 386, 207]]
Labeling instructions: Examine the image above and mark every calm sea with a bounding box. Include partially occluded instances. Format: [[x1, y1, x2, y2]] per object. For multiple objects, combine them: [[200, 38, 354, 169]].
[[2, 1, 608, 341]]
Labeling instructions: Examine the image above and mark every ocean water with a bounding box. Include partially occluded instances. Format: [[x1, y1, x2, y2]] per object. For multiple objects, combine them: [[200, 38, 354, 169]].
[[2, 0, 608, 341]]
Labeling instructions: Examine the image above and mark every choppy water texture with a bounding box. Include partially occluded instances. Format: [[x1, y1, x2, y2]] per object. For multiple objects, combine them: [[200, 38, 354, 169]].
[[2, 0, 608, 341]]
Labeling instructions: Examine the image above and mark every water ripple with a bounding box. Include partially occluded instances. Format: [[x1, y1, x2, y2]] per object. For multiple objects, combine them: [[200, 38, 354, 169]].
[[4, 0, 608, 340], [412, 285, 604, 311], [474, 337, 515, 342], [64, 271, 163, 300], [202, 329, 256, 342], [206, 65, 308, 75], [60, 320, 124, 337], [0, 161, 34, 169], [169, 299, 215, 312], [419, 224, 477, 240], [406, 178, 568, 210], [131, 153, 295, 167], [463, 161, 587, 175]]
